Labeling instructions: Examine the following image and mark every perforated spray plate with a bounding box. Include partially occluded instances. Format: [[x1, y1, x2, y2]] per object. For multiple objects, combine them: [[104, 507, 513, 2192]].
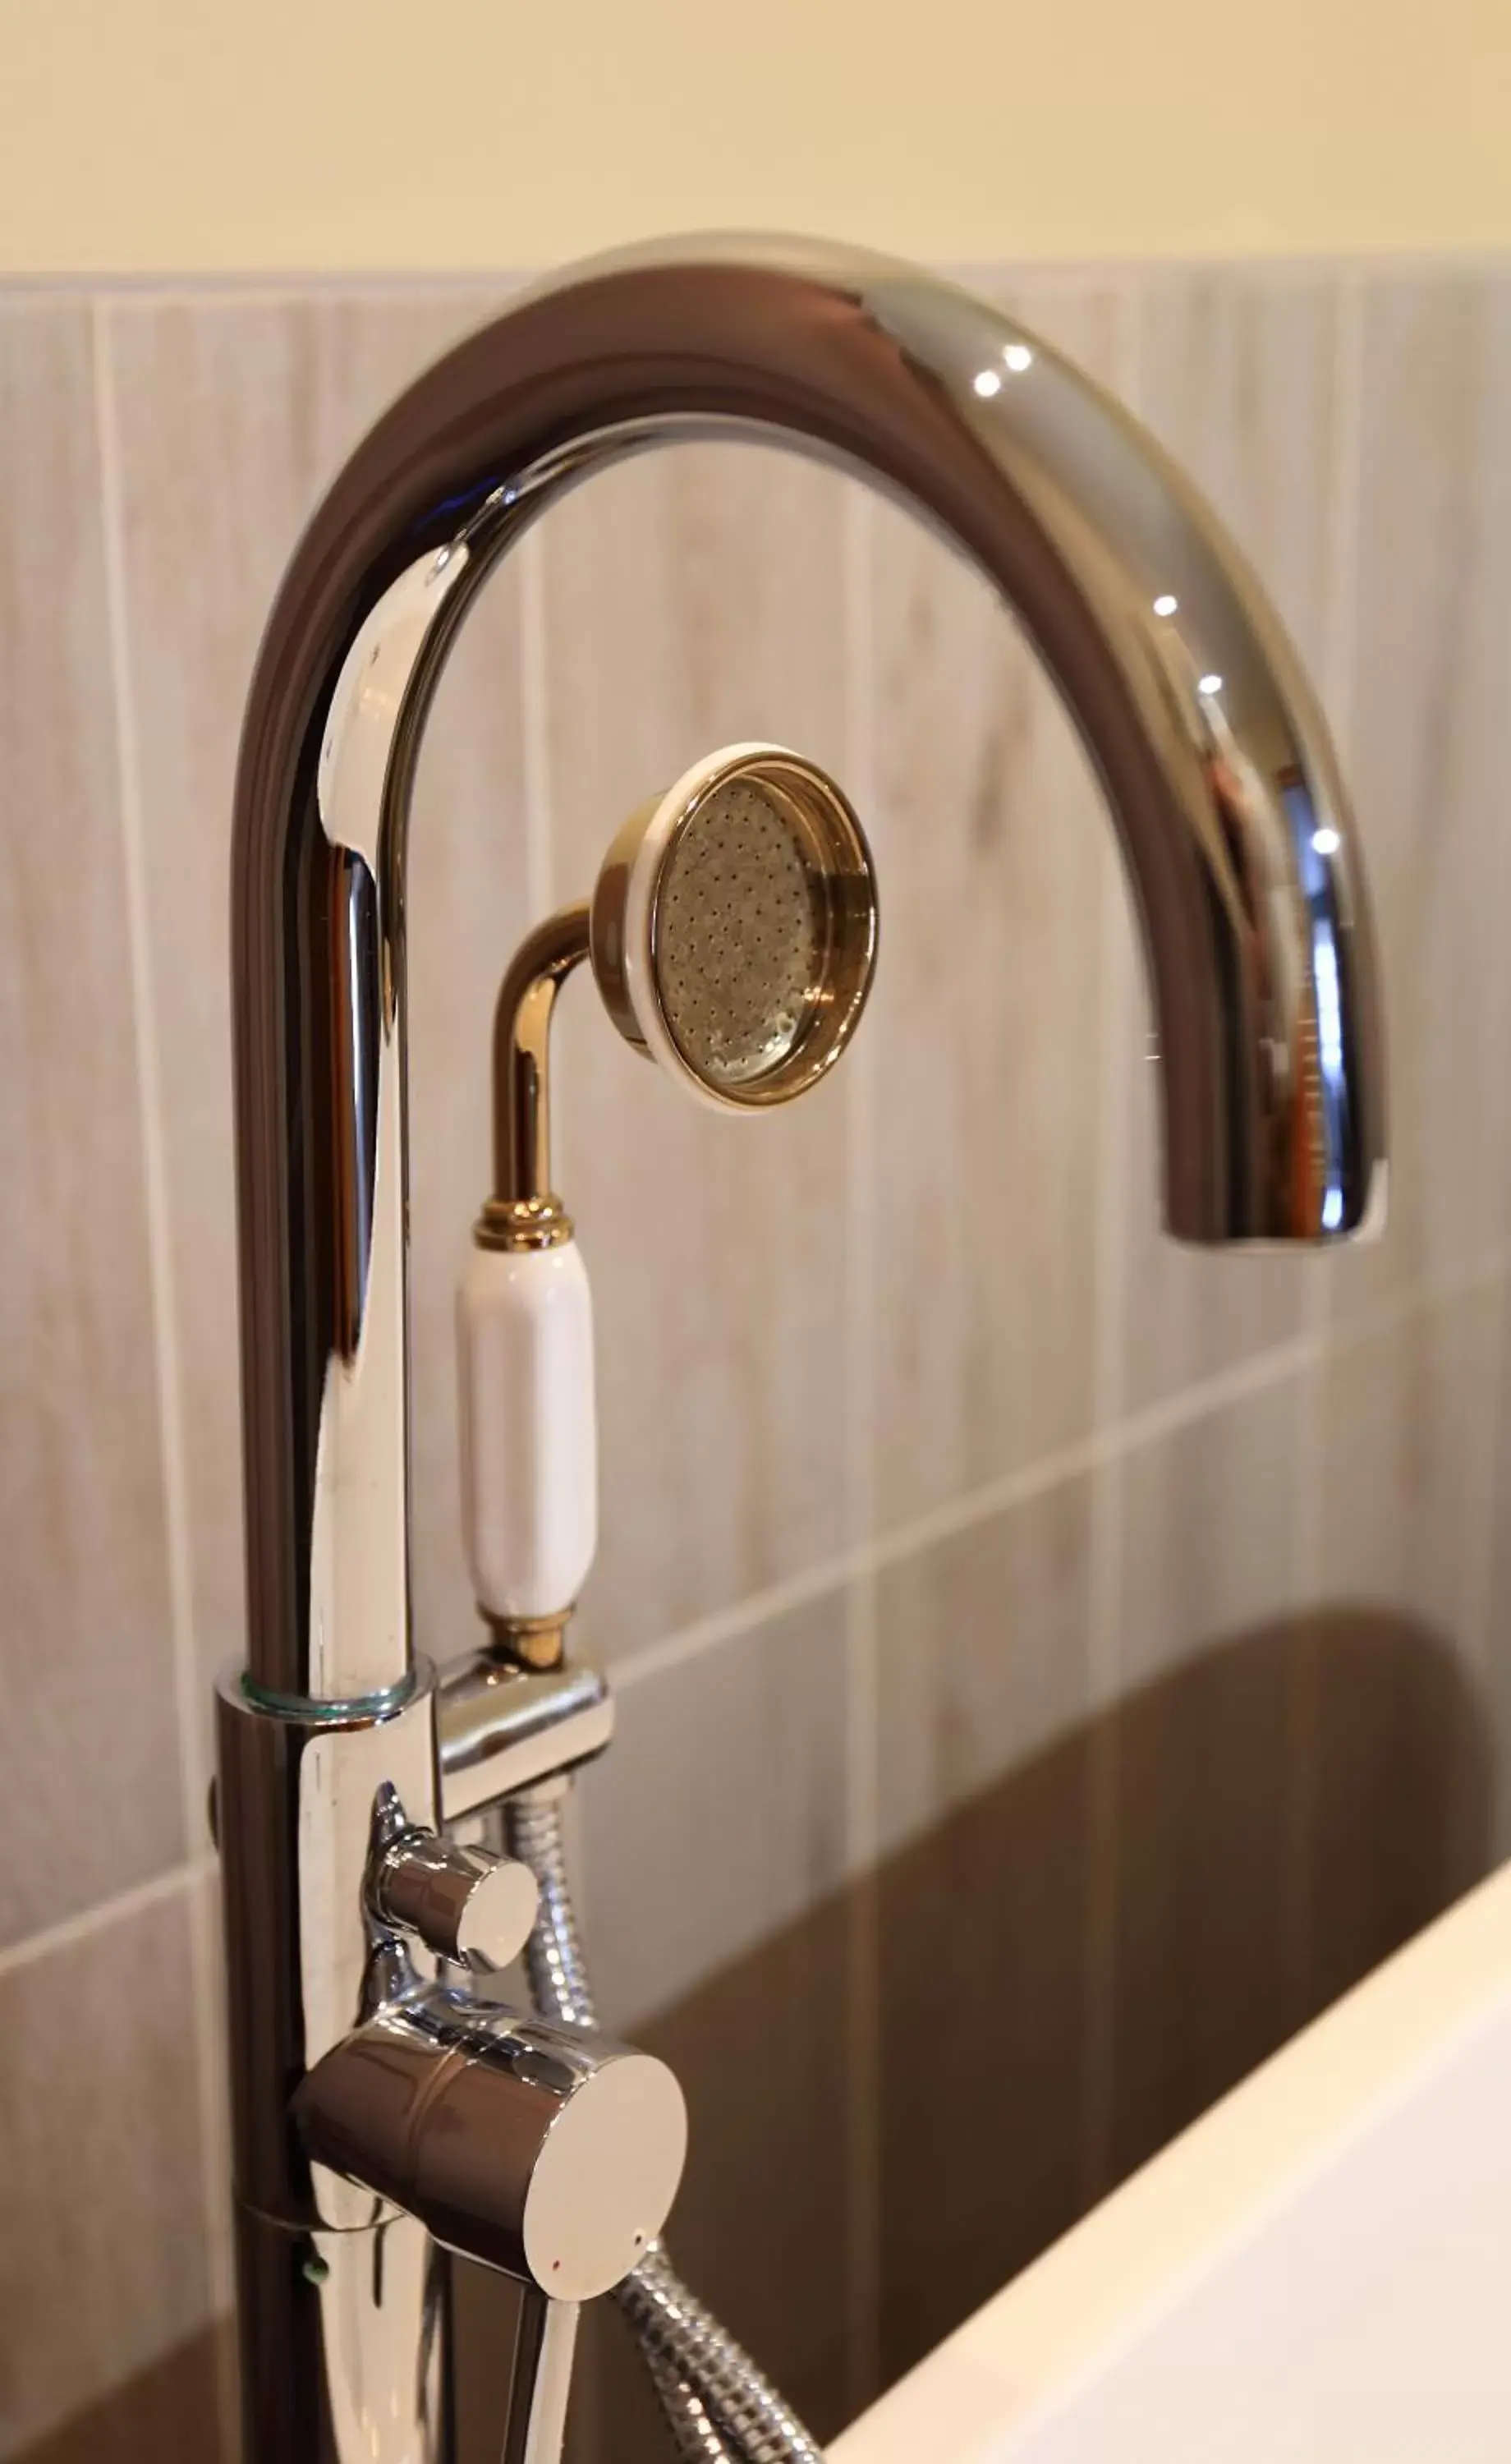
[[654, 778, 824, 1087]]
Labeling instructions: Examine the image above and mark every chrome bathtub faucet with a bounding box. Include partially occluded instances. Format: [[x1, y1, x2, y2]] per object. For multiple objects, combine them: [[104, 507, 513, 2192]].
[[217, 235, 1385, 2464]]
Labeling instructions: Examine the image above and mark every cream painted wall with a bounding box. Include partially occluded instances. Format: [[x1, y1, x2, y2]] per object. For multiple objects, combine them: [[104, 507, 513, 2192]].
[[1, 0, 1507, 274]]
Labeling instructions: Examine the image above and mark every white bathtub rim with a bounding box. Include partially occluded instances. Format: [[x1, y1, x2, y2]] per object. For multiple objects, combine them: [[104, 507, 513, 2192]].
[[833, 1858, 1511, 2462]]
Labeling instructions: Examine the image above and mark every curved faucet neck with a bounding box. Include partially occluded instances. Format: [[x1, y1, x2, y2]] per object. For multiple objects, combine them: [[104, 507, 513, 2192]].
[[231, 236, 1383, 1703]]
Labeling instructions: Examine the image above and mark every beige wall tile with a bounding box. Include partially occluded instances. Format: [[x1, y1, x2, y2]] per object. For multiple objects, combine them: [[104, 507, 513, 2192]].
[[576, 1585, 850, 2033], [874, 1469, 1097, 1855], [1316, 1281, 1501, 1647], [1105, 1375, 1309, 2183], [873, 1473, 1098, 2374], [11, 2331, 227, 2464], [1116, 1372, 1309, 1684], [188, 1863, 234, 2349], [866, 279, 1123, 1532], [1481, 1273, 1511, 1856], [1299, 1597, 1492, 2030], [0, 298, 181, 1943], [877, 1758, 1091, 2381], [542, 444, 860, 1658], [1328, 269, 1511, 1323], [1117, 272, 1348, 1409], [103, 287, 530, 1717], [12, 252, 1511, 2462], [1304, 1284, 1502, 2012], [0, 1887, 210, 2457]]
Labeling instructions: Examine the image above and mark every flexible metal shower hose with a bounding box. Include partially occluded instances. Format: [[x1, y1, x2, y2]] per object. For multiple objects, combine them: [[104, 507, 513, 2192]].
[[503, 1790, 824, 2464]]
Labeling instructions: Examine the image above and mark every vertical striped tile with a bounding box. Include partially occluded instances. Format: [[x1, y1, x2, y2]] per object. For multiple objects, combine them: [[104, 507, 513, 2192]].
[[0, 297, 181, 1944]]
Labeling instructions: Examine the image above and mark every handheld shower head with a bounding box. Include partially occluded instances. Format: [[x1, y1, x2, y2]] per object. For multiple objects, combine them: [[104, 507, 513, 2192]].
[[462, 741, 875, 1666], [590, 743, 878, 1110]]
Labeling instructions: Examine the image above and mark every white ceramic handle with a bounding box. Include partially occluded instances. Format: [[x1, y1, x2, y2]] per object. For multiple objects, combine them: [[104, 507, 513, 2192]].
[[457, 1238, 598, 1622]]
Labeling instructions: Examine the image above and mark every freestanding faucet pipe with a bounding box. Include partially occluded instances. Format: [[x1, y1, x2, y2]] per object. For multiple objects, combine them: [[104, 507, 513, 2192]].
[[220, 236, 1385, 2463]]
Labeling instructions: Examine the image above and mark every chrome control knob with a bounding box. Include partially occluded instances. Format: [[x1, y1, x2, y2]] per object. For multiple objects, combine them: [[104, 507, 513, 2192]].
[[296, 1994, 687, 2299], [374, 1827, 539, 1973]]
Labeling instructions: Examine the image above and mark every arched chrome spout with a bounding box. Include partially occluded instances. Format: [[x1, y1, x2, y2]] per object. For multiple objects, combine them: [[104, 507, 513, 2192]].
[[231, 235, 1384, 1708]]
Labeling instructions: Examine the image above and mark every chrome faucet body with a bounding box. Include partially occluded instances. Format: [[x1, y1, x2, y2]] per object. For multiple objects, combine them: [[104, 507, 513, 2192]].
[[220, 237, 1385, 2462]]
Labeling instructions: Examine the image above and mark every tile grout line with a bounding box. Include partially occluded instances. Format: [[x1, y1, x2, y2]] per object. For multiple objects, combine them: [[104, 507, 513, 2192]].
[[1081, 839, 1135, 2206], [91, 295, 232, 2315], [1286, 264, 1369, 2022], [1461, 1279, 1508, 1692], [1454, 287, 1511, 1749], [91, 299, 205, 1849], [605, 1234, 1511, 1706], [1331, 1234, 1511, 1350], [1477, 276, 1511, 1850], [839, 480, 882, 2416], [841, 478, 881, 1881], [1471, 273, 1511, 1804], [18, 262, 1507, 2426], [0, 1857, 215, 1984], [18, 272, 537, 310], [1078, 268, 1145, 2209], [1302, 261, 1368, 1394], [7, 250, 1509, 309], [3, 1267, 1505, 2001]]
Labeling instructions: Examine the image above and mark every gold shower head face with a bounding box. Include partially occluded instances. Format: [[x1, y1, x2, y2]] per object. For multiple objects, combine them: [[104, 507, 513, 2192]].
[[590, 743, 878, 1110]]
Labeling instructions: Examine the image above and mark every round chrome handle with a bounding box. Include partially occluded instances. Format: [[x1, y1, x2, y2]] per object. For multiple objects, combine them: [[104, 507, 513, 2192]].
[[296, 1995, 687, 2298], [374, 1828, 539, 1972]]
